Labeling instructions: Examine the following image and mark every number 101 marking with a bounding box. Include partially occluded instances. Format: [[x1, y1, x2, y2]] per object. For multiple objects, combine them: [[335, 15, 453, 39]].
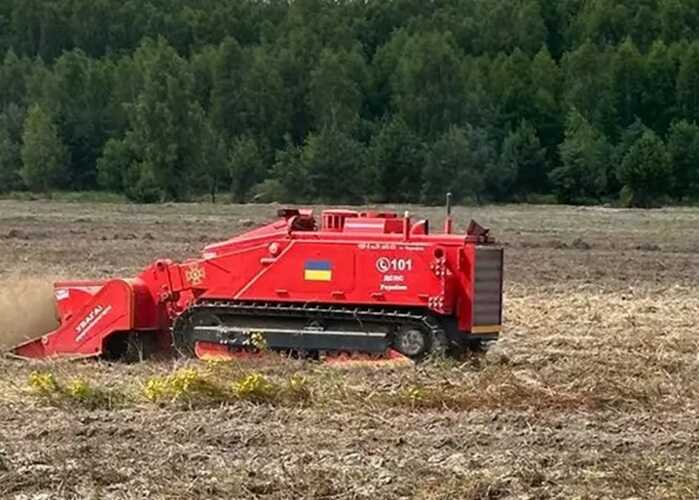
[[376, 257, 413, 273]]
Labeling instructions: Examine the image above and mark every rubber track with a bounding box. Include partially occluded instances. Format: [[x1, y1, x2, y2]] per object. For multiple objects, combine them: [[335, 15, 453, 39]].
[[172, 299, 446, 355]]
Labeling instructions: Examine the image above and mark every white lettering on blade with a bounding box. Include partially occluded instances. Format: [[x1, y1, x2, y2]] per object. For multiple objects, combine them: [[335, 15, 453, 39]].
[[75, 304, 113, 342]]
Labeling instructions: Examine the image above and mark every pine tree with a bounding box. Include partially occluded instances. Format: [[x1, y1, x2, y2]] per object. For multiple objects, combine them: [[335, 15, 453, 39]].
[[613, 38, 645, 130], [422, 125, 493, 204], [562, 41, 617, 136], [271, 137, 308, 203], [198, 123, 229, 203], [302, 126, 368, 202], [229, 136, 265, 203], [643, 40, 678, 134], [391, 32, 465, 137], [0, 105, 25, 192], [550, 109, 610, 204], [308, 47, 367, 131], [529, 46, 563, 152], [369, 116, 424, 202], [677, 41, 699, 123], [498, 120, 547, 200], [618, 129, 673, 207], [666, 120, 699, 200]]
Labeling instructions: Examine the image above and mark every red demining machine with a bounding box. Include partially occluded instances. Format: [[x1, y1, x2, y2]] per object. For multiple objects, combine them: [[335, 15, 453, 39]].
[[9, 198, 504, 363]]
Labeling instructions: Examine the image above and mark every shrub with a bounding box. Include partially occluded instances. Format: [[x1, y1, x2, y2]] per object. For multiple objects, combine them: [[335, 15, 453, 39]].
[[28, 371, 61, 397], [65, 378, 121, 409], [28, 371, 122, 409], [143, 367, 226, 404], [231, 373, 277, 402]]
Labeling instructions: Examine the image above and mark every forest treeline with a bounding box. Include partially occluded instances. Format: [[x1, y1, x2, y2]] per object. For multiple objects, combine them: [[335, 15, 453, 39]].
[[1, 0, 699, 206]]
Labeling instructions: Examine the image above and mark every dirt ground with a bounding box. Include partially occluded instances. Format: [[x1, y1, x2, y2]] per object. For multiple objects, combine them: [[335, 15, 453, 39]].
[[1, 200, 699, 499]]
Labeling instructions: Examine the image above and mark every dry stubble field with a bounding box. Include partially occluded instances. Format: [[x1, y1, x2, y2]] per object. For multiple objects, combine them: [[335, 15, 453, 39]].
[[0, 200, 699, 499]]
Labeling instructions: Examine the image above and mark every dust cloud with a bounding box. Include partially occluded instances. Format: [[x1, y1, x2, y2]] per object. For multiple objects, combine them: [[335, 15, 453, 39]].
[[0, 278, 59, 352]]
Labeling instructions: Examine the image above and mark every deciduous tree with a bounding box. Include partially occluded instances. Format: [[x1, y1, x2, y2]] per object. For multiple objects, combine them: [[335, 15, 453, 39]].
[[20, 104, 67, 192]]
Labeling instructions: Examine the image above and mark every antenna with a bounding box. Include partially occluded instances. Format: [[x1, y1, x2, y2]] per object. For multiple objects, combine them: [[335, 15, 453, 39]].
[[403, 210, 411, 241], [444, 192, 453, 234]]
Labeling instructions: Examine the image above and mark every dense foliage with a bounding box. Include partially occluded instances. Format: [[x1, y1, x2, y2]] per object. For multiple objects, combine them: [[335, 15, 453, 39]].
[[0, 0, 698, 206]]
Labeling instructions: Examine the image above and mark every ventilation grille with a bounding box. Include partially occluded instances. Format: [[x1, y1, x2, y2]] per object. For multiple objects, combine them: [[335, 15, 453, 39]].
[[473, 247, 504, 327]]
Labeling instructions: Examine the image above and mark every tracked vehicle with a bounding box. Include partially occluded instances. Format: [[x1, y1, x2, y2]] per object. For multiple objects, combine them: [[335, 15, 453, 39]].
[[10, 198, 504, 362]]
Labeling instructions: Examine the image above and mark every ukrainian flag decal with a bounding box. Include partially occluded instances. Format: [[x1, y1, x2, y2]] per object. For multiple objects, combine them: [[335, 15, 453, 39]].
[[304, 260, 332, 281]]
